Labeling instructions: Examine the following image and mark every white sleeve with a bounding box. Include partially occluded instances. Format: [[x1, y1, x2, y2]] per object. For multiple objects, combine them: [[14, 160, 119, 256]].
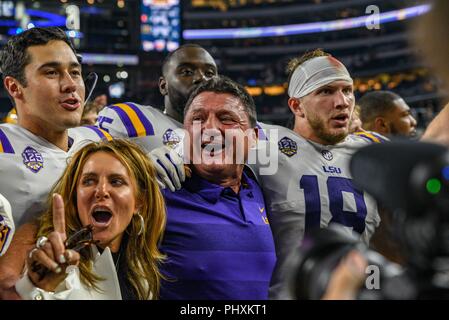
[[0, 193, 14, 256], [15, 266, 84, 300]]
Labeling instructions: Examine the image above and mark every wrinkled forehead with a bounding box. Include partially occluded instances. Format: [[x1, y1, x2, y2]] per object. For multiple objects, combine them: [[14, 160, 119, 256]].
[[185, 91, 246, 117]]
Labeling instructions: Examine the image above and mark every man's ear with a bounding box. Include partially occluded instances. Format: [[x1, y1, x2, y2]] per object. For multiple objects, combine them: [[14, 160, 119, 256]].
[[288, 97, 304, 118], [3, 76, 23, 100], [246, 126, 259, 151], [374, 117, 390, 135], [250, 126, 259, 147], [159, 76, 167, 96], [253, 126, 259, 141]]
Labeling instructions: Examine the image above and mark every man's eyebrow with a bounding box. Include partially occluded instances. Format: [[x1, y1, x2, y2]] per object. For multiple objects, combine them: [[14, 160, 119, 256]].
[[190, 108, 205, 114], [203, 63, 217, 70], [317, 85, 333, 90], [176, 62, 195, 69], [320, 84, 352, 90], [37, 61, 81, 71], [177, 62, 216, 69]]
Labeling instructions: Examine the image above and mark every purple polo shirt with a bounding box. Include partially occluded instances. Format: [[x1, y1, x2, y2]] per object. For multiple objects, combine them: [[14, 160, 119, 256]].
[[159, 168, 276, 300]]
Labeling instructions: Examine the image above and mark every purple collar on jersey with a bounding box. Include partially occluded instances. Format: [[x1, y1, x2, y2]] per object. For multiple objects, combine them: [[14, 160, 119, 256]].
[[68, 136, 74, 150]]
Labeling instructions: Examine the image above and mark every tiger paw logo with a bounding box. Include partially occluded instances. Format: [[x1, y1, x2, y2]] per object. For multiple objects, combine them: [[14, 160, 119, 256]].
[[278, 137, 297, 157], [321, 150, 333, 161], [22, 146, 44, 173]]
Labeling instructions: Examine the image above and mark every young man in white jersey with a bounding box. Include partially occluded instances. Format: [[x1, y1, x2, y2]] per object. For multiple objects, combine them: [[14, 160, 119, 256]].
[[0, 27, 109, 298], [247, 50, 383, 298]]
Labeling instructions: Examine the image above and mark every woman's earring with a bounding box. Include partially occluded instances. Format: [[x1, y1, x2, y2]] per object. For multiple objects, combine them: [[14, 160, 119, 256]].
[[135, 213, 144, 236]]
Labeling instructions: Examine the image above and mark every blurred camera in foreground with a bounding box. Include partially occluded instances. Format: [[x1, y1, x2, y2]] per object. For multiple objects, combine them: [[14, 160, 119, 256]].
[[292, 141, 449, 299]]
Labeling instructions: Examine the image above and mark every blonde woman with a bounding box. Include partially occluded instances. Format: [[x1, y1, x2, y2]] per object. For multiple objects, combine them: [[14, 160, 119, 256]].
[[15, 139, 166, 300]]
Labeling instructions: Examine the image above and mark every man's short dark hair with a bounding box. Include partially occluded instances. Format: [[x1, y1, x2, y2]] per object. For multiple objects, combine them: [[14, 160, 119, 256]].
[[358, 90, 402, 124], [0, 27, 77, 86], [184, 75, 257, 128], [161, 43, 208, 76]]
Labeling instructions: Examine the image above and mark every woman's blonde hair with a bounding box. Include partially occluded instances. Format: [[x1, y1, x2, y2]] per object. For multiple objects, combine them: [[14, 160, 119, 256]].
[[37, 139, 166, 299]]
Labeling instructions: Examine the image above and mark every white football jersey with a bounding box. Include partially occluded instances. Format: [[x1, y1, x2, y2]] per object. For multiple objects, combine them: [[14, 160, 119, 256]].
[[96, 102, 183, 153], [250, 123, 383, 299], [0, 124, 112, 227]]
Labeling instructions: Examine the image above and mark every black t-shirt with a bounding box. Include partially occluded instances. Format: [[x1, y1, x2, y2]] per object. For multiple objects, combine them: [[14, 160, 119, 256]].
[[111, 248, 137, 300]]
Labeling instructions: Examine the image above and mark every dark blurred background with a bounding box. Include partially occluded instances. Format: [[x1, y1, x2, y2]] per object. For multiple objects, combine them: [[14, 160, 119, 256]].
[[0, 0, 446, 130]]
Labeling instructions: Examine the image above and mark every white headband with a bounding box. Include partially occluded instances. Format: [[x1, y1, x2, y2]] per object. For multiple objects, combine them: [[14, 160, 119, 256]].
[[287, 55, 353, 98]]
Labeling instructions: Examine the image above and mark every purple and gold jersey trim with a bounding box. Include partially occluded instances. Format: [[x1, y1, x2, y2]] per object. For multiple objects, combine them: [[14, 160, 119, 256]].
[[84, 126, 113, 141], [256, 123, 268, 141], [109, 102, 155, 138], [0, 129, 14, 154], [354, 131, 386, 144]]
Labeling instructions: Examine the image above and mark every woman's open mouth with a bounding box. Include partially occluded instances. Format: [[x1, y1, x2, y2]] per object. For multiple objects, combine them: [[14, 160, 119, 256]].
[[91, 206, 113, 227]]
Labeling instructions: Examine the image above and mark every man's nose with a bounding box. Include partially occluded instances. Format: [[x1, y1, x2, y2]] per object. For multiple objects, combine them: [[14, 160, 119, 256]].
[[410, 115, 417, 128], [61, 72, 78, 93], [192, 70, 207, 85], [334, 90, 351, 109]]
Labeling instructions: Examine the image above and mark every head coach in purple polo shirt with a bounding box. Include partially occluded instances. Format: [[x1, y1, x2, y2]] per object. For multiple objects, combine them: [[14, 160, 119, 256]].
[[159, 76, 276, 300]]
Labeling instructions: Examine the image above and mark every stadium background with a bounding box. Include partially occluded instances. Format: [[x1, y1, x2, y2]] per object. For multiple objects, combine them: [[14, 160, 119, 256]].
[[0, 0, 446, 133]]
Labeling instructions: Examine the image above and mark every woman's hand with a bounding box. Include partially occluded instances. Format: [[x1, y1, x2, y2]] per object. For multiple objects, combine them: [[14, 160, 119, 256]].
[[26, 194, 80, 292]]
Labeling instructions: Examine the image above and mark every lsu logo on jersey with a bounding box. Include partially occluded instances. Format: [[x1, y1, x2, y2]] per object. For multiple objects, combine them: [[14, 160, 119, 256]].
[[22, 146, 44, 173], [278, 136, 297, 157]]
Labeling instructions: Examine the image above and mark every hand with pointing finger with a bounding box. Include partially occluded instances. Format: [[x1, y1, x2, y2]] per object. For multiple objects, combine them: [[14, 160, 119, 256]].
[[26, 194, 80, 292]]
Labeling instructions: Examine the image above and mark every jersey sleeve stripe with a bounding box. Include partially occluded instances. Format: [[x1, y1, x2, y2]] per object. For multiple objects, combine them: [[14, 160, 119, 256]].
[[354, 131, 380, 143], [98, 128, 113, 141], [110, 104, 138, 137], [125, 102, 155, 136], [256, 123, 268, 141], [85, 126, 113, 141], [0, 129, 15, 154], [370, 131, 389, 143], [110, 103, 154, 138]]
